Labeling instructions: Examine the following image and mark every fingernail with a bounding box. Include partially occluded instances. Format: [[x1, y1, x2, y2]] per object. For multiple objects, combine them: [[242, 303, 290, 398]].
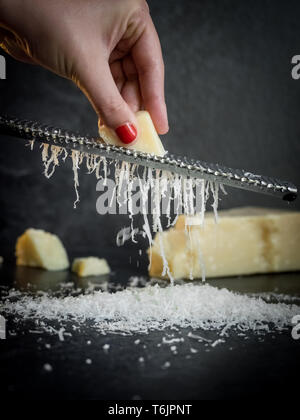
[[115, 123, 137, 144]]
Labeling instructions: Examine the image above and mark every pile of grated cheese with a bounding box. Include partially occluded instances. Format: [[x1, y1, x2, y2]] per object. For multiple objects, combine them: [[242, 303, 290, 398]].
[[2, 283, 298, 336]]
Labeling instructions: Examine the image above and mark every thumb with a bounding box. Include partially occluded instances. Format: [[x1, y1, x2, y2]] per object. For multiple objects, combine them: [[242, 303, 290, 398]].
[[77, 57, 137, 144]]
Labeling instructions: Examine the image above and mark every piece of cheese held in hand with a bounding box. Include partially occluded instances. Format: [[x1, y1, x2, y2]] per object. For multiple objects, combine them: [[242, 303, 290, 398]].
[[98, 111, 166, 157], [148, 207, 300, 280], [72, 257, 110, 277], [16, 228, 69, 271]]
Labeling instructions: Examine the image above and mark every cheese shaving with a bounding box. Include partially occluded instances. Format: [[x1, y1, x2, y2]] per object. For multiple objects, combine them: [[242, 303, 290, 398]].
[[33, 142, 222, 281], [41, 144, 65, 179]]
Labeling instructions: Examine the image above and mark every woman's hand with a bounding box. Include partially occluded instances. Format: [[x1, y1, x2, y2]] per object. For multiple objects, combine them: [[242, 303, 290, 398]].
[[0, 0, 168, 143]]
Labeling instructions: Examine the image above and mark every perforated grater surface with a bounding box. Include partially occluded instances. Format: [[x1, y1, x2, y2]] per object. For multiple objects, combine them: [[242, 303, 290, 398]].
[[0, 115, 297, 201]]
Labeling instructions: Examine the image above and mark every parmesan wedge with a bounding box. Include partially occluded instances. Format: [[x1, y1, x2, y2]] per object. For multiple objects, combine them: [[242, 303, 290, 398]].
[[148, 207, 300, 280], [72, 257, 110, 277], [98, 111, 166, 157], [16, 228, 69, 271]]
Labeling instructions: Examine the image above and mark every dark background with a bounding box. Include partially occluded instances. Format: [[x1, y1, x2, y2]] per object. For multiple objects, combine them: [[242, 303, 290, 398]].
[[0, 0, 299, 271]]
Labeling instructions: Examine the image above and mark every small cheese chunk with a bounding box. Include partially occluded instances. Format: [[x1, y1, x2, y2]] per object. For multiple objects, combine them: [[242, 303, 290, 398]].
[[148, 207, 300, 280], [72, 257, 110, 277], [16, 228, 69, 271], [98, 111, 166, 157]]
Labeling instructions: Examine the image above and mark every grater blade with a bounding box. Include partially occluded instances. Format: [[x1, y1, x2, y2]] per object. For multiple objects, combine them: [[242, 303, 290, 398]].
[[0, 115, 297, 201]]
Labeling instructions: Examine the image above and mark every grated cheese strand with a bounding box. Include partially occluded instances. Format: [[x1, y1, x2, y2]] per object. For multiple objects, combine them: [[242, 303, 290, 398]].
[[35, 143, 223, 282], [71, 150, 81, 208]]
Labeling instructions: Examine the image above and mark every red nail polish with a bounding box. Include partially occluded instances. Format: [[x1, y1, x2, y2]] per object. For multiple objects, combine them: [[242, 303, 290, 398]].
[[115, 123, 137, 144]]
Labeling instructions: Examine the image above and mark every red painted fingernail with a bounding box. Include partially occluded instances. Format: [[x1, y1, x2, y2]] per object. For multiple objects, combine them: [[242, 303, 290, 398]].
[[115, 123, 137, 144]]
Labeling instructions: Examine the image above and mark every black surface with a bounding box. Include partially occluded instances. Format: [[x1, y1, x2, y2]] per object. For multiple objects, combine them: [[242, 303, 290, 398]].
[[1, 264, 300, 400]]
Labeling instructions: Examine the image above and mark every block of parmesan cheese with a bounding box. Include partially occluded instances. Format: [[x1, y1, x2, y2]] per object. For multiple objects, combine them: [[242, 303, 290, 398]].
[[98, 111, 166, 157], [148, 207, 300, 280], [72, 257, 110, 277], [16, 228, 69, 271]]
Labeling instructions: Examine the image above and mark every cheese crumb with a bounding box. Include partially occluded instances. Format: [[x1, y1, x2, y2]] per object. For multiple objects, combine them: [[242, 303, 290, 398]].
[[211, 339, 225, 348], [162, 361, 171, 369], [72, 257, 110, 278], [43, 363, 53, 372]]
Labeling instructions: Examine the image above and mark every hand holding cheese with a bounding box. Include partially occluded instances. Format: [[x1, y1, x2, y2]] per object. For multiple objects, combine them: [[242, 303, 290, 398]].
[[99, 111, 166, 157], [0, 0, 168, 142]]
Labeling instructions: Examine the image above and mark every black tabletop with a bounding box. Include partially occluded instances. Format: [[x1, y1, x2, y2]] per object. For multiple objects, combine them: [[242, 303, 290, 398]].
[[0, 263, 300, 400]]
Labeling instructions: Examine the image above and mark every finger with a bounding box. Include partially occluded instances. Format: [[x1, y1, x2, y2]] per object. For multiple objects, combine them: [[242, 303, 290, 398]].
[[110, 60, 125, 92], [0, 28, 36, 65], [121, 79, 142, 112], [77, 55, 137, 144], [121, 55, 142, 112], [132, 17, 168, 134]]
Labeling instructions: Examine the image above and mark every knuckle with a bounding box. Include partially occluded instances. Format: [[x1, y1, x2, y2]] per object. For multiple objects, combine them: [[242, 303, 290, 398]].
[[102, 98, 125, 117], [113, 73, 125, 87], [139, 57, 161, 75], [130, 0, 150, 23]]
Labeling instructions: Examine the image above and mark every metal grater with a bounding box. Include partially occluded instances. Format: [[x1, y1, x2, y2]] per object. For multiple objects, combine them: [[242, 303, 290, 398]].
[[0, 115, 297, 201]]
